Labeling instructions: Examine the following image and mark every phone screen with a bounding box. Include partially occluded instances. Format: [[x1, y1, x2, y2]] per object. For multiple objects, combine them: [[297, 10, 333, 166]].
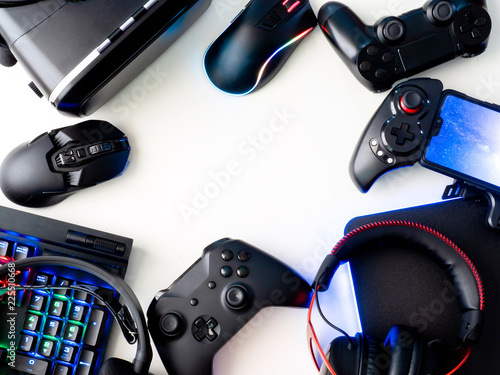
[[422, 91, 500, 193]]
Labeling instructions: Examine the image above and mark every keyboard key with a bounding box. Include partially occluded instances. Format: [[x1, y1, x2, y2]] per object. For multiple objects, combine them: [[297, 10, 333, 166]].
[[54, 277, 74, 297], [48, 299, 67, 317], [44, 318, 63, 337], [73, 289, 91, 303], [83, 309, 107, 347], [13, 244, 34, 260], [64, 323, 82, 342], [74, 349, 96, 375], [34, 273, 52, 286], [52, 364, 71, 374], [38, 339, 56, 357], [24, 313, 41, 331], [18, 334, 36, 352], [28, 293, 47, 311], [58, 344, 77, 362], [0, 239, 12, 258], [12, 353, 49, 375], [69, 303, 87, 322]]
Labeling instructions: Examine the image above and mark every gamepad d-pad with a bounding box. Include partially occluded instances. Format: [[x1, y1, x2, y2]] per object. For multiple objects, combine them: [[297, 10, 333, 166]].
[[318, 1, 492, 92], [147, 238, 312, 375], [350, 78, 444, 192]]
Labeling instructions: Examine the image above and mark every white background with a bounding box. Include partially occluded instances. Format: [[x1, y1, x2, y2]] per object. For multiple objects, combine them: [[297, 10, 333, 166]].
[[0, 0, 499, 373]]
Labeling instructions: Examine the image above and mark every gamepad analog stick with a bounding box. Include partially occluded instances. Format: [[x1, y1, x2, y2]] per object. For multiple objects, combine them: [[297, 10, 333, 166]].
[[159, 313, 184, 336], [400, 91, 425, 114], [225, 285, 249, 309]]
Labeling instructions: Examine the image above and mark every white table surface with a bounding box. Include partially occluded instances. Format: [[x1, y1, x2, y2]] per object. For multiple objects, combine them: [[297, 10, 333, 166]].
[[0, 0, 498, 373]]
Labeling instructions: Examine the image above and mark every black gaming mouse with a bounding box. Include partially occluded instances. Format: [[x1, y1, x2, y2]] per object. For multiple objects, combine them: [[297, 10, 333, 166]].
[[0, 120, 131, 208], [203, 0, 317, 95]]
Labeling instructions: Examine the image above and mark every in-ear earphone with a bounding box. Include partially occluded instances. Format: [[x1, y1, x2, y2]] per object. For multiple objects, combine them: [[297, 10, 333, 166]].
[[308, 221, 485, 375], [0, 256, 153, 375]]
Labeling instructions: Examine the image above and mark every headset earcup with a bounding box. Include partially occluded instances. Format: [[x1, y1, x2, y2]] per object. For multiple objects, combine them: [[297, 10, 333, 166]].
[[326, 334, 361, 375], [99, 358, 136, 375], [384, 325, 421, 375], [326, 333, 389, 375]]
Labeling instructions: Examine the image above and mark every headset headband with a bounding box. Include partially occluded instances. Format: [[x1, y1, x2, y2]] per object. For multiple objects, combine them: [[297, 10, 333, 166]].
[[313, 221, 484, 344], [0, 256, 153, 375]]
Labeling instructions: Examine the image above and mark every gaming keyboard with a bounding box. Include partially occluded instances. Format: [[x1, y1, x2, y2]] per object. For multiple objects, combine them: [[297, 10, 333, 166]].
[[0, 205, 133, 375]]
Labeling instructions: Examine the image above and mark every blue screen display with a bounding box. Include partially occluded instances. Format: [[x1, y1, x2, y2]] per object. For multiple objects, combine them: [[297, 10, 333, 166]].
[[424, 94, 500, 189]]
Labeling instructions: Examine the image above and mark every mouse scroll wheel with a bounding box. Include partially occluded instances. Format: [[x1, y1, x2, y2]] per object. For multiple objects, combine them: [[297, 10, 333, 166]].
[[88, 142, 112, 155]]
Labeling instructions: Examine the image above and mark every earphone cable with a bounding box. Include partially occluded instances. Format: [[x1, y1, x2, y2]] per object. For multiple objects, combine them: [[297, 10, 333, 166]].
[[1, 283, 139, 344], [313, 279, 356, 349]]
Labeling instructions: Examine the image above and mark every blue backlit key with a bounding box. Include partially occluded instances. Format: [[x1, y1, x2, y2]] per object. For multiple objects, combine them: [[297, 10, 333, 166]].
[[18, 334, 36, 352], [74, 349, 96, 375], [12, 354, 49, 375]]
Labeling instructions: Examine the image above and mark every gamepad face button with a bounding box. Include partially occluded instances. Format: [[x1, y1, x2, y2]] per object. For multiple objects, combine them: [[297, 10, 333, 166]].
[[221, 249, 234, 261], [367, 45, 379, 56], [375, 69, 388, 80], [221, 266, 233, 277], [382, 53, 395, 63], [236, 266, 249, 278], [238, 251, 251, 262]]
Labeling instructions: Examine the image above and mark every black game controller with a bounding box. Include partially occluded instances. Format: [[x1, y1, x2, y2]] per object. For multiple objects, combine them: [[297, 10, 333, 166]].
[[147, 238, 312, 375], [318, 0, 491, 92], [350, 78, 444, 192]]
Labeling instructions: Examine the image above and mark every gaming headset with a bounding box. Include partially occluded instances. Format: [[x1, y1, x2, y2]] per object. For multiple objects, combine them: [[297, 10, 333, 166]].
[[0, 256, 153, 375], [308, 220, 485, 375]]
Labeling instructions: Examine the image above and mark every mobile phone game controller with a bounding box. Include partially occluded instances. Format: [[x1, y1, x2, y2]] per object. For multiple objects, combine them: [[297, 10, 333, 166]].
[[147, 238, 312, 375], [318, 0, 491, 92], [350, 78, 444, 193]]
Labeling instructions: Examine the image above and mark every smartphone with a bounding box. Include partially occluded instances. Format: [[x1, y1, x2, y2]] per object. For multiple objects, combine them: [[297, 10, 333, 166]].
[[421, 91, 500, 195]]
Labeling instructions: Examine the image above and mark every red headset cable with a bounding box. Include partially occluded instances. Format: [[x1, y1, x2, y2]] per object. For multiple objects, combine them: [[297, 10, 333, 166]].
[[307, 287, 338, 375], [445, 345, 472, 375]]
